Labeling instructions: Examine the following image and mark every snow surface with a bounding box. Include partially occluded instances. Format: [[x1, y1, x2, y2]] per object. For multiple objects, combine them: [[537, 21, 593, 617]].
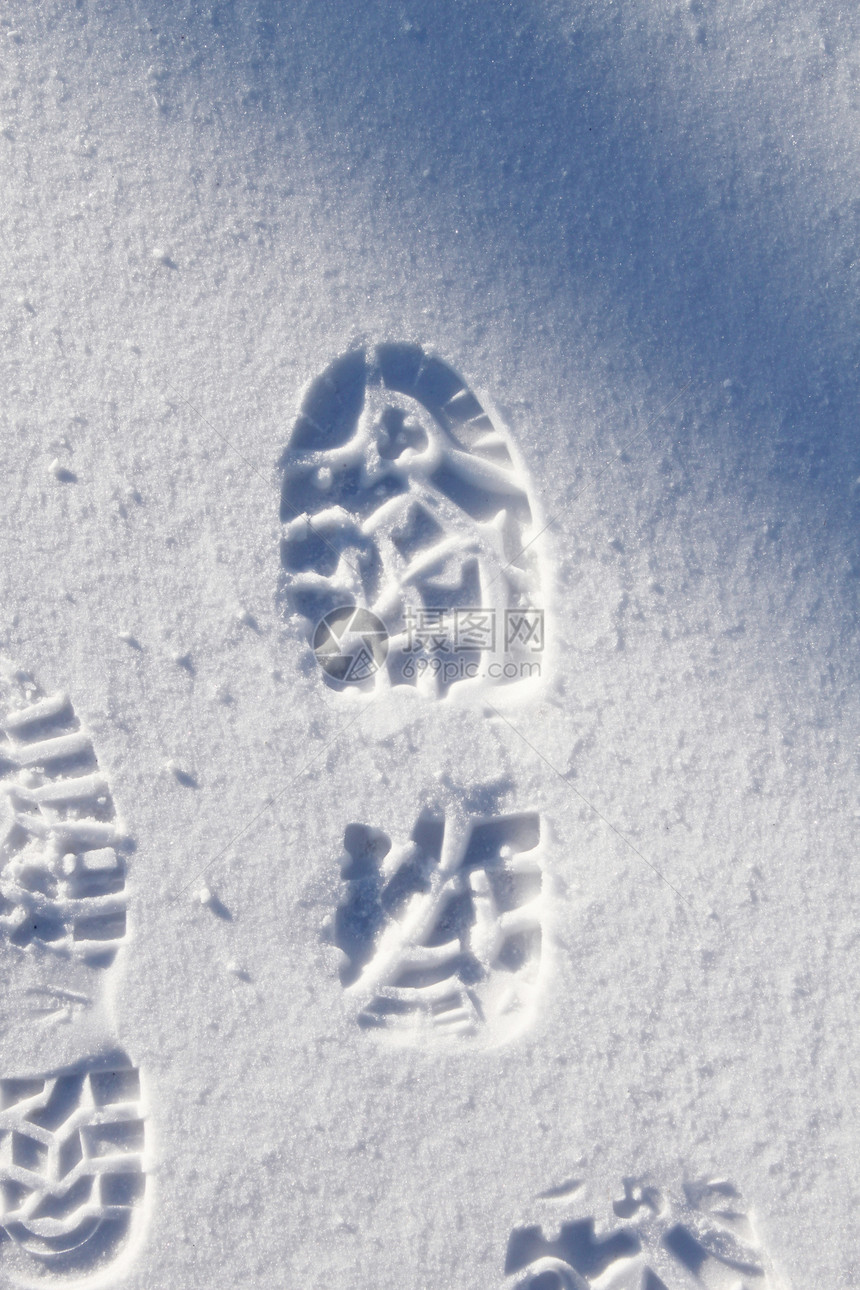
[[1, 0, 859, 1286]]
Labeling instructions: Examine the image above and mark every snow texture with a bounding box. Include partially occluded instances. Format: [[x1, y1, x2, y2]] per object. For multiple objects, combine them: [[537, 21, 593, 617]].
[[1, 0, 859, 1286]]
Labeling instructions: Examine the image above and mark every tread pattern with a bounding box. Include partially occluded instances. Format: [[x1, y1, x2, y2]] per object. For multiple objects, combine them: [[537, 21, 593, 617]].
[[0, 662, 127, 966], [0, 1055, 145, 1264], [332, 810, 544, 1045], [505, 1177, 782, 1289], [280, 344, 546, 695]]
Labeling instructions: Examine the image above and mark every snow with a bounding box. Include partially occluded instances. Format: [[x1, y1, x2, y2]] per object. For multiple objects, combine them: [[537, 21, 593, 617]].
[[1, 0, 859, 1286]]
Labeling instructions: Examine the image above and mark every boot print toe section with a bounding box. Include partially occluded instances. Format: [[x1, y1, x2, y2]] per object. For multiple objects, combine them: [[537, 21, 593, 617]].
[[0, 1053, 147, 1279], [504, 1176, 784, 1290], [280, 345, 548, 698]]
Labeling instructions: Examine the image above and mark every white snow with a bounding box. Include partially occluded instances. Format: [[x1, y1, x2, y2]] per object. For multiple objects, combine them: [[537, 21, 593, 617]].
[[1, 0, 858, 1286]]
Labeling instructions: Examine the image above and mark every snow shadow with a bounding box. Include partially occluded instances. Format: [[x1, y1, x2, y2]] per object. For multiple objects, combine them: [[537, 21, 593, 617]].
[[123, 2, 860, 564]]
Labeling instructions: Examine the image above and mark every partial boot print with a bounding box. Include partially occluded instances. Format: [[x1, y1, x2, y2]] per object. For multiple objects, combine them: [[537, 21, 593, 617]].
[[0, 1055, 145, 1271], [279, 344, 548, 697], [0, 682, 127, 965], [329, 806, 545, 1047], [504, 1176, 786, 1289], [0, 660, 147, 1282]]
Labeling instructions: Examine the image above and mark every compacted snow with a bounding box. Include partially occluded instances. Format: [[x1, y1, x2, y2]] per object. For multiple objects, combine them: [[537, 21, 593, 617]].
[[1, 2, 859, 1287]]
